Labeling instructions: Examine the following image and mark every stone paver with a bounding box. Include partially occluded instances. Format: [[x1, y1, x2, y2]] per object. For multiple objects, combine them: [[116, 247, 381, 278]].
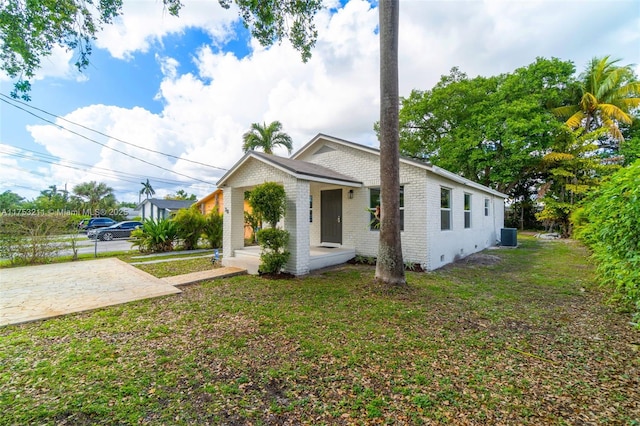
[[0, 258, 181, 327], [161, 267, 246, 286]]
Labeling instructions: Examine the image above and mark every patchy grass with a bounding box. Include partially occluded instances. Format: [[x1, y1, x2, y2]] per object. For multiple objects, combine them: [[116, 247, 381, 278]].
[[1, 250, 213, 268], [1, 236, 638, 425], [132, 256, 218, 278]]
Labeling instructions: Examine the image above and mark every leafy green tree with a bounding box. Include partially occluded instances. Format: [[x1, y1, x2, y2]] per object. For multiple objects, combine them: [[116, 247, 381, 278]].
[[247, 182, 286, 228], [203, 210, 223, 249], [139, 179, 155, 202], [574, 160, 640, 328], [72, 181, 116, 212], [32, 185, 76, 211], [172, 205, 205, 250], [619, 118, 640, 165], [554, 56, 640, 144], [395, 58, 576, 198], [536, 127, 616, 236], [242, 121, 293, 155], [165, 189, 197, 200], [1, 0, 322, 100], [0, 190, 24, 210], [248, 182, 290, 275]]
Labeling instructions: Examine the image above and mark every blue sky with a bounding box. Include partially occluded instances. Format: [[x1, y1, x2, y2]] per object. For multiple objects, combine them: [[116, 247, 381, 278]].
[[1, 0, 639, 203]]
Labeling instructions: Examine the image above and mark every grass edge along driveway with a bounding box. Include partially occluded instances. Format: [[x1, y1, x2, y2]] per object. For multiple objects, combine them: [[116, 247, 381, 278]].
[[1, 236, 638, 425]]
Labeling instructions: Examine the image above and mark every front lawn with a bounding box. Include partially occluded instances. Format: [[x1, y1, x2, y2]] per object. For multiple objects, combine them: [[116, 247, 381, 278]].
[[1, 236, 638, 424]]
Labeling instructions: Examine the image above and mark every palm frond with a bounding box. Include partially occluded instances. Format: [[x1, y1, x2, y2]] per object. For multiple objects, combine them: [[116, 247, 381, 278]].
[[552, 104, 579, 118], [598, 103, 632, 124], [565, 110, 585, 129]]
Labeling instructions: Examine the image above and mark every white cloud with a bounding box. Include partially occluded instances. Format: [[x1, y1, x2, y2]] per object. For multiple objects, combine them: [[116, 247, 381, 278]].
[[95, 0, 239, 60], [12, 0, 640, 202]]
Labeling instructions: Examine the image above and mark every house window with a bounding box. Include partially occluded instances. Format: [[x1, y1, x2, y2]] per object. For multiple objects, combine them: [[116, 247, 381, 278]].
[[484, 198, 490, 216], [464, 193, 472, 229], [309, 195, 313, 223], [369, 187, 404, 231], [441, 187, 451, 230]]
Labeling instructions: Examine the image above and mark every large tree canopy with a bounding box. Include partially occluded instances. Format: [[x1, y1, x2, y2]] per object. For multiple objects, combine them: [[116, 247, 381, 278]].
[[396, 57, 576, 196], [0, 0, 322, 100]]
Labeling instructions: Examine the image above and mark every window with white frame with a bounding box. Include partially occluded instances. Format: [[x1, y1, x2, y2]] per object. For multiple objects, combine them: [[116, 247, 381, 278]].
[[369, 187, 404, 231], [441, 187, 451, 230], [484, 198, 490, 216], [464, 193, 472, 228]]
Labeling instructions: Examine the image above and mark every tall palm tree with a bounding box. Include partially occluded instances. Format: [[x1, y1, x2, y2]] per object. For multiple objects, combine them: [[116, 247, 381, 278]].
[[375, 0, 405, 286], [554, 56, 640, 141], [41, 185, 57, 200], [242, 121, 293, 155], [139, 179, 155, 202], [72, 181, 114, 211]]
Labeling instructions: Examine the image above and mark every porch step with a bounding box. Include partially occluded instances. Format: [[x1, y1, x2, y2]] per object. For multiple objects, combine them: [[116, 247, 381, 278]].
[[224, 249, 261, 275], [309, 247, 355, 271], [223, 246, 356, 276]]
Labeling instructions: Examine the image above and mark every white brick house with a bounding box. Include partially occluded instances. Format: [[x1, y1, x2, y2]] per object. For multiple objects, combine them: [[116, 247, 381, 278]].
[[217, 134, 506, 275]]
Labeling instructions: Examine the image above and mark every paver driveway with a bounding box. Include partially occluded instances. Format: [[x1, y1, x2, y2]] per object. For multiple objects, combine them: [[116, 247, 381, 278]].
[[0, 258, 181, 327]]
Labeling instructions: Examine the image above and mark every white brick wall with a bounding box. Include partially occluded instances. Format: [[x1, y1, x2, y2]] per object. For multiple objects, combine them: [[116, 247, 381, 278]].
[[424, 172, 503, 270], [221, 140, 505, 273], [284, 179, 310, 275], [299, 138, 505, 271]]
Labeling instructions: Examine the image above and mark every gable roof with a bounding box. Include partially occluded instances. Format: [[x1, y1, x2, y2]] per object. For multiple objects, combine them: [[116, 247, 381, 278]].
[[139, 198, 195, 210], [217, 150, 362, 187], [293, 134, 508, 198]]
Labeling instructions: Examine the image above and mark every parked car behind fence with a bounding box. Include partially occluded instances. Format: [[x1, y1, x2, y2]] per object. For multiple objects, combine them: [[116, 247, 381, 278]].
[[87, 221, 143, 241], [78, 217, 117, 232]]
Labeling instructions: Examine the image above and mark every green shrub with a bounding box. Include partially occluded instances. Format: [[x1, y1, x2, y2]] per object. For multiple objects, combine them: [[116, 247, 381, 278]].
[[173, 206, 205, 250], [258, 251, 291, 275], [0, 215, 67, 265], [131, 219, 177, 253], [203, 210, 223, 249], [257, 228, 290, 275], [247, 182, 286, 228], [248, 182, 290, 275], [576, 160, 640, 327]]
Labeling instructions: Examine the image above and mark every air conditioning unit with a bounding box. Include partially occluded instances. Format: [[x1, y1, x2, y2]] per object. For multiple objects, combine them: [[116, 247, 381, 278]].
[[501, 228, 517, 247]]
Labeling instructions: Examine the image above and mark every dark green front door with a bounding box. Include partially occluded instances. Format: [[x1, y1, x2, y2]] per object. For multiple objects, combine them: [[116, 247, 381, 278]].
[[321, 189, 342, 244]]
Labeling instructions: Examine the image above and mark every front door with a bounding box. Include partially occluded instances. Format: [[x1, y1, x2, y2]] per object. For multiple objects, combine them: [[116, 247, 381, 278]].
[[321, 189, 342, 244]]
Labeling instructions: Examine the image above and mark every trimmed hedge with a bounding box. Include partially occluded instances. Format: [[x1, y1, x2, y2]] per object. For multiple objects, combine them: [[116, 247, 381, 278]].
[[575, 160, 640, 327]]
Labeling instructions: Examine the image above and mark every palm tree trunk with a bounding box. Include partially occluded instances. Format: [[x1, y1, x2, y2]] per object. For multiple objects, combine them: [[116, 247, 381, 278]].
[[375, 0, 406, 286]]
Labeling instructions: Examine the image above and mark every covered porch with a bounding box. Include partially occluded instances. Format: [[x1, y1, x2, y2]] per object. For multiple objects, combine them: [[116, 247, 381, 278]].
[[216, 150, 362, 276], [222, 245, 356, 275]]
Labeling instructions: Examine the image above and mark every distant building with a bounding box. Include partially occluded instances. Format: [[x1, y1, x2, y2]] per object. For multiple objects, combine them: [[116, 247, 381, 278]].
[[137, 198, 195, 221]]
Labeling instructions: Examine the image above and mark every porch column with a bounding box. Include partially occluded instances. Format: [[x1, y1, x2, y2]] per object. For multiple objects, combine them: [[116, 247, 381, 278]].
[[222, 187, 245, 263], [284, 179, 310, 275]]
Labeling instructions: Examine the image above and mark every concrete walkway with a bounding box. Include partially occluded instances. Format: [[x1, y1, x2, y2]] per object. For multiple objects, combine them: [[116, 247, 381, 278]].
[[0, 259, 245, 327]]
